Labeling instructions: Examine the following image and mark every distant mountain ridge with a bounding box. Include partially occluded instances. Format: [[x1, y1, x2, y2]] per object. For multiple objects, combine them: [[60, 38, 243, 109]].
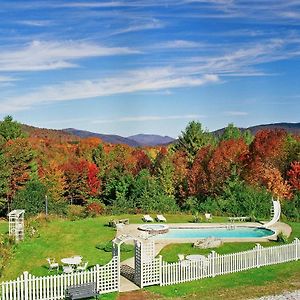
[[213, 122, 300, 136], [63, 128, 140, 147], [20, 122, 300, 147], [128, 134, 175, 146]]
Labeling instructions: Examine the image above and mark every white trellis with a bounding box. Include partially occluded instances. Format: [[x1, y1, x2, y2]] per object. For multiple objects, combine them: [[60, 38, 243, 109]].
[[112, 234, 161, 289], [8, 210, 25, 242]]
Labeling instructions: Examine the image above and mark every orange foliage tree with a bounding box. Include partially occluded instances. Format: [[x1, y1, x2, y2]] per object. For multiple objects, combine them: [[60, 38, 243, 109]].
[[287, 161, 300, 191]]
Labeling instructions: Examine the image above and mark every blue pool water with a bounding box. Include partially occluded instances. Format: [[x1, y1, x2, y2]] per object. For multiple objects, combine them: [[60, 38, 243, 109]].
[[153, 226, 274, 239]]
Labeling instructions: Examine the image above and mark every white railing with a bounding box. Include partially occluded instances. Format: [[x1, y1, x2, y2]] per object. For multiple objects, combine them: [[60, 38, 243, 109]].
[[161, 238, 300, 286], [1, 256, 119, 300]]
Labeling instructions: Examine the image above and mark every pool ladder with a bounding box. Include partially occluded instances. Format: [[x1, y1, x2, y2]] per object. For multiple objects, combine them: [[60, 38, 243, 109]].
[[226, 224, 236, 230]]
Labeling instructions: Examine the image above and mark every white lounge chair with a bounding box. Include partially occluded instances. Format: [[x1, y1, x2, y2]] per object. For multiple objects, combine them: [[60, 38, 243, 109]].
[[156, 214, 167, 222], [143, 215, 154, 222], [205, 213, 212, 222], [46, 258, 59, 272], [76, 262, 88, 272]]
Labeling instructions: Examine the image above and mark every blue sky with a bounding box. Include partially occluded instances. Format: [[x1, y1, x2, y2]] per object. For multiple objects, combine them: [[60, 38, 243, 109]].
[[0, 0, 300, 137]]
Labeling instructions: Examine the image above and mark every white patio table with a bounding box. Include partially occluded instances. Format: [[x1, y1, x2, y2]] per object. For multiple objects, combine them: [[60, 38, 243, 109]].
[[186, 254, 206, 262], [61, 257, 82, 266]]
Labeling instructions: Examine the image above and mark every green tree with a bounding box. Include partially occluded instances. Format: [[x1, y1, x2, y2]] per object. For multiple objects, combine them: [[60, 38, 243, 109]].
[[220, 123, 253, 145], [0, 116, 25, 141], [0, 150, 9, 214], [12, 179, 47, 216], [175, 121, 215, 164]]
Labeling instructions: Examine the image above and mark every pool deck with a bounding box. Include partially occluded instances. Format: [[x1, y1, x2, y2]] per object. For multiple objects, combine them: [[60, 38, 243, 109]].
[[117, 221, 292, 246]]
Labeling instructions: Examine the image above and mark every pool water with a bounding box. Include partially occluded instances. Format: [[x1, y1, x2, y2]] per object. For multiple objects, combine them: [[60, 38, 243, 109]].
[[153, 226, 275, 239]]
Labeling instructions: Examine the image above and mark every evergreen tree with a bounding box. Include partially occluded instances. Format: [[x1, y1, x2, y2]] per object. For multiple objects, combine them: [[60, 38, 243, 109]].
[[175, 121, 215, 164], [0, 116, 25, 141]]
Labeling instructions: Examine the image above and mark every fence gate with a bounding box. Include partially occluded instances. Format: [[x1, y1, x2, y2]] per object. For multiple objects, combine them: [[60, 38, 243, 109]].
[[112, 234, 161, 289]]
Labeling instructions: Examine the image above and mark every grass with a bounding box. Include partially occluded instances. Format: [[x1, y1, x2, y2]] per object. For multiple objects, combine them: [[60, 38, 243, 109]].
[[1, 213, 299, 300], [0, 213, 206, 281], [147, 260, 300, 300], [0, 220, 8, 234], [145, 222, 300, 300]]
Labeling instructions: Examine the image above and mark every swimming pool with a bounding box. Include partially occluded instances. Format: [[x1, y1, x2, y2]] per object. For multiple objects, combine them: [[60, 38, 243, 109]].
[[153, 226, 275, 239]]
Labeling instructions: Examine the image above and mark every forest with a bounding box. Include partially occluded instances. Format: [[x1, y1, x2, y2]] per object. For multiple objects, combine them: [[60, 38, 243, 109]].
[[0, 116, 299, 221]]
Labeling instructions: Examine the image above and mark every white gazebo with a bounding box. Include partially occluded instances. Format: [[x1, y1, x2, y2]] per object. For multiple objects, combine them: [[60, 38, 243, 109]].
[[8, 210, 25, 242]]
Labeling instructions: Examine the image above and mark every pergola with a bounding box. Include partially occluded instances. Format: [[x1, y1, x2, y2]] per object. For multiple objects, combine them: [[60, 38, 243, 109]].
[[8, 210, 25, 242]]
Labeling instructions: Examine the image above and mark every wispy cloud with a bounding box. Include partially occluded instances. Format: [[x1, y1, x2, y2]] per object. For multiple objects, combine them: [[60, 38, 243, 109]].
[[224, 111, 249, 116], [109, 18, 164, 36], [0, 40, 139, 72], [93, 114, 206, 124], [154, 40, 204, 49], [0, 70, 219, 112], [17, 20, 53, 27], [0, 76, 18, 82]]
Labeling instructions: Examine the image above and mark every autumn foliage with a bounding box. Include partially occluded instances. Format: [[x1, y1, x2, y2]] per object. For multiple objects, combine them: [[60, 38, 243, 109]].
[[0, 117, 299, 218]]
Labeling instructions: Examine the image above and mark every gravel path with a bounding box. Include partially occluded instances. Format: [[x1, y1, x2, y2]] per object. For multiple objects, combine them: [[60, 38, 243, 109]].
[[254, 290, 300, 300]]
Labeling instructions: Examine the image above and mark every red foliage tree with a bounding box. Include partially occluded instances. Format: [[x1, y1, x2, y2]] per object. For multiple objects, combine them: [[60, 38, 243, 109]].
[[287, 161, 300, 191]]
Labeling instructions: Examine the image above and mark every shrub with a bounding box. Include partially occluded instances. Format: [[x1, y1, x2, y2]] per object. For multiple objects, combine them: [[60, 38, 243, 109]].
[[96, 241, 134, 253], [85, 202, 105, 217], [277, 231, 288, 243], [67, 205, 86, 221]]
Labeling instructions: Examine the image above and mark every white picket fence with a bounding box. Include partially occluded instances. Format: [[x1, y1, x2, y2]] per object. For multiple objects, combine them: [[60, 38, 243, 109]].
[[1, 239, 300, 298], [1, 256, 118, 300], [160, 238, 300, 286]]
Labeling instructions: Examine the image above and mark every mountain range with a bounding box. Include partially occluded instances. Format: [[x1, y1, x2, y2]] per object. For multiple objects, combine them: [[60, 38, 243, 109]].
[[21, 122, 300, 147]]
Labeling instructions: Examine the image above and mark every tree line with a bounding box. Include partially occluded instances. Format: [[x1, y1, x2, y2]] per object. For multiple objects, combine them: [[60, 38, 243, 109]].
[[0, 116, 299, 220]]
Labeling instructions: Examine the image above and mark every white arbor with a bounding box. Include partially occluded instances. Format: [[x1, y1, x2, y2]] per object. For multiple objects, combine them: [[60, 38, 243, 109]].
[[8, 210, 25, 242]]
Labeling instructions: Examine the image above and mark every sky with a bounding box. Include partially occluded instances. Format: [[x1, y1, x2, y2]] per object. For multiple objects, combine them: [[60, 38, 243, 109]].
[[0, 0, 300, 138]]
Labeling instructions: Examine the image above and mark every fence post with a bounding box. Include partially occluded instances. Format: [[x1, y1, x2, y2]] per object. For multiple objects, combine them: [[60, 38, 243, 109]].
[[96, 264, 100, 293], [23, 271, 29, 300], [159, 255, 162, 286], [255, 244, 262, 268], [295, 238, 299, 261], [210, 251, 216, 278]]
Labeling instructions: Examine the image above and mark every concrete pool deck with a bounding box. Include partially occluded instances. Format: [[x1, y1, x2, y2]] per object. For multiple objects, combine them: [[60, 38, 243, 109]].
[[117, 221, 292, 246]]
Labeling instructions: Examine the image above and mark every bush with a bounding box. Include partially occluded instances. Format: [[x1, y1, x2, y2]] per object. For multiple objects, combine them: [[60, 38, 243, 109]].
[[85, 202, 105, 217], [277, 231, 288, 243], [281, 192, 300, 221], [67, 205, 86, 221], [95, 241, 134, 253]]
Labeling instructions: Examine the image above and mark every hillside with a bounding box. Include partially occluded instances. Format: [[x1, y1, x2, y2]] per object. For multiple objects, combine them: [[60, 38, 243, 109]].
[[63, 128, 140, 147], [128, 134, 175, 146], [20, 121, 300, 147], [213, 122, 300, 137]]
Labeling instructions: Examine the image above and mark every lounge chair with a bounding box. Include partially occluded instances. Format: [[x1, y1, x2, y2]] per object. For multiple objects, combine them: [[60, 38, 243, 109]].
[[205, 213, 212, 222], [143, 215, 154, 222], [46, 258, 59, 272], [156, 214, 166, 222]]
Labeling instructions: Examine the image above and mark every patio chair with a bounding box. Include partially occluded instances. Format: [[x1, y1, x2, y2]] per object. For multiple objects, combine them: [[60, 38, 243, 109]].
[[116, 223, 125, 230], [63, 265, 74, 274], [178, 254, 185, 261], [205, 213, 212, 222], [76, 261, 88, 272], [46, 258, 59, 272], [142, 215, 154, 222], [156, 214, 167, 222]]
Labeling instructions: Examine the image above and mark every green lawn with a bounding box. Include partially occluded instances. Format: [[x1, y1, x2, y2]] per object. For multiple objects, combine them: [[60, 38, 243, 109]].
[[0, 220, 8, 234], [0, 213, 208, 281], [1, 214, 299, 300], [146, 222, 300, 300]]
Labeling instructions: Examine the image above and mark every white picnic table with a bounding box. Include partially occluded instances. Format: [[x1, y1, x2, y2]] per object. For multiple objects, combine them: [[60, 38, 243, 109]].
[[186, 254, 206, 262], [61, 257, 82, 266]]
